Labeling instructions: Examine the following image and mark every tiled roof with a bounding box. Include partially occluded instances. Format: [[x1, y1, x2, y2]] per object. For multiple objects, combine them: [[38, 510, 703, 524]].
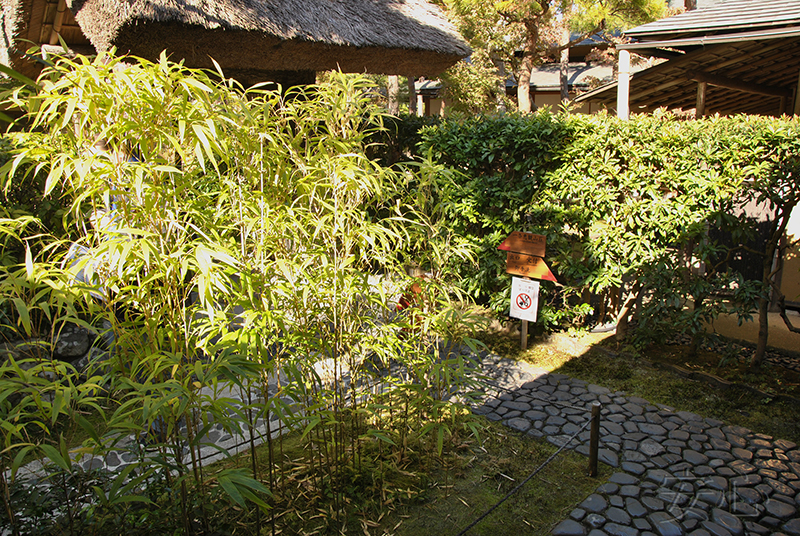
[[627, 0, 800, 40]]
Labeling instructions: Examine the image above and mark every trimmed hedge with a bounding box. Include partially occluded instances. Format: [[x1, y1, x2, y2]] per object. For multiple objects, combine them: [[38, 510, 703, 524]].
[[386, 111, 800, 345]]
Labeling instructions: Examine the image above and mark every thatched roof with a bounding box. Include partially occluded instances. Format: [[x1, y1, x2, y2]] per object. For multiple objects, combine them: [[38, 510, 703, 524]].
[[1, 0, 470, 84]]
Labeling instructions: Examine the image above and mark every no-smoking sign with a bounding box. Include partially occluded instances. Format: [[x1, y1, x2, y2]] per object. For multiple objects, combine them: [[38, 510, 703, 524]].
[[510, 277, 539, 322]]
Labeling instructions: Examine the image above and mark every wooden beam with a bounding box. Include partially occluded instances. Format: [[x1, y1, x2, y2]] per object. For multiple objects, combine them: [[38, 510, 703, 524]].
[[711, 38, 800, 72], [696, 82, 707, 118], [629, 78, 687, 102], [686, 71, 792, 99], [795, 69, 800, 116]]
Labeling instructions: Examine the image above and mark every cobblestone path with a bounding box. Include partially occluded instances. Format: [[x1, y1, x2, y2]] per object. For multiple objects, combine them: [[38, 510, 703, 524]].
[[472, 352, 800, 536]]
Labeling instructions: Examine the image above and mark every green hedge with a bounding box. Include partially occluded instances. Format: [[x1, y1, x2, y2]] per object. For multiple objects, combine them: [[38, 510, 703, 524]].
[[392, 111, 800, 345]]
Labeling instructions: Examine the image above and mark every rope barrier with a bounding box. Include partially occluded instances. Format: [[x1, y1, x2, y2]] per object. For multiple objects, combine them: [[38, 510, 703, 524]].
[[453, 416, 593, 536]]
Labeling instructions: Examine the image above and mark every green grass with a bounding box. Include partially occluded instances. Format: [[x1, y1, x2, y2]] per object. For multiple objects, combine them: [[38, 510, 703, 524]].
[[553, 346, 800, 445], [222, 417, 610, 536], [377, 419, 611, 536]]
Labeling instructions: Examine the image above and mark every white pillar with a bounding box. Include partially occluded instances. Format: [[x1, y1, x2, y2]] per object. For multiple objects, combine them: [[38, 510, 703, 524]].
[[617, 49, 631, 120]]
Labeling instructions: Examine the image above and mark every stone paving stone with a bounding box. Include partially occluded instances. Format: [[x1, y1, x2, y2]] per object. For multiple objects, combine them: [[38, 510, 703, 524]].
[[553, 519, 588, 535], [426, 351, 800, 536], [710, 508, 744, 535]]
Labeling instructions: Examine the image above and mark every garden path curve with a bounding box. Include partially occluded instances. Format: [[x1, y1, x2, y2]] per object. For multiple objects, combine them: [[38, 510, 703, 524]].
[[473, 352, 800, 536]]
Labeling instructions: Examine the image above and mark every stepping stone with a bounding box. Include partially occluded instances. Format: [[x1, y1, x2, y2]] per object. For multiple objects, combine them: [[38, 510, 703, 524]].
[[638, 423, 668, 436], [552, 519, 587, 535], [731, 448, 752, 461], [765, 498, 797, 519], [641, 440, 667, 457], [648, 511, 684, 536], [621, 461, 647, 475], [603, 422, 625, 436], [710, 508, 744, 535], [677, 410, 703, 422], [570, 508, 587, 521], [729, 460, 756, 475], [700, 476, 728, 491], [603, 523, 638, 536], [707, 450, 735, 463], [623, 402, 644, 415], [766, 477, 795, 496], [507, 417, 530, 432], [683, 450, 708, 465], [584, 513, 606, 529], [597, 482, 619, 494], [619, 485, 640, 498], [588, 384, 610, 395], [609, 473, 638, 485], [744, 521, 770, 535], [580, 494, 608, 513], [600, 448, 619, 467], [626, 497, 647, 517], [605, 507, 631, 525], [645, 469, 677, 487], [783, 519, 800, 536]]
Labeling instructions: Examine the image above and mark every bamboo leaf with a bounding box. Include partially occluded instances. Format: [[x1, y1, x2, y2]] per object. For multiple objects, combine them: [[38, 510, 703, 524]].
[[39, 443, 71, 473]]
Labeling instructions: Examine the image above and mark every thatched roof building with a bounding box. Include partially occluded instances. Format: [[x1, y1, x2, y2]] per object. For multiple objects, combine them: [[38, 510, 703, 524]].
[[2, 0, 470, 86]]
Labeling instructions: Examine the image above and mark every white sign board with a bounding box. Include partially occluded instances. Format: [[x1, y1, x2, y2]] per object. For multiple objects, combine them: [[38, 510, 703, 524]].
[[510, 277, 540, 322]]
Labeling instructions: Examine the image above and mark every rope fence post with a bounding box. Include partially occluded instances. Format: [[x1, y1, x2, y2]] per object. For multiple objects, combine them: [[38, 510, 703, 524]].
[[588, 401, 601, 477]]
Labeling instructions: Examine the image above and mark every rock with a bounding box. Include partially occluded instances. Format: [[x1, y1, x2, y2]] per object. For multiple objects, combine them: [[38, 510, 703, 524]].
[[765, 498, 797, 519], [580, 494, 608, 513], [710, 509, 743, 536], [604, 523, 638, 536], [507, 417, 530, 432], [54, 323, 91, 360], [782, 519, 800, 536], [605, 507, 631, 525], [647, 511, 684, 536], [609, 473, 639, 485], [600, 448, 620, 467], [552, 519, 587, 536], [585, 513, 606, 529], [641, 440, 667, 457], [700, 520, 732, 536]]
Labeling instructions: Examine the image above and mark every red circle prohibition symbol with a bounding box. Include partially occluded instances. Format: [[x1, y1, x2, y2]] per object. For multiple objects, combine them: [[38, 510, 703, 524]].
[[516, 293, 532, 310]]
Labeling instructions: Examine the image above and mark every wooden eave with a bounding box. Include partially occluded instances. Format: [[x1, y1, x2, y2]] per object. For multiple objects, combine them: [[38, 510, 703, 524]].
[[625, 0, 800, 42], [575, 35, 800, 117]]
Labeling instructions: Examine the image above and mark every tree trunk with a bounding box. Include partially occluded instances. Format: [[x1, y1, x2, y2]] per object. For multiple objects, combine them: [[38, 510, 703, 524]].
[[560, 27, 570, 103], [517, 61, 533, 113], [490, 52, 507, 113], [517, 21, 538, 113], [388, 75, 400, 115], [752, 201, 795, 365], [407, 76, 417, 116], [615, 283, 642, 343]]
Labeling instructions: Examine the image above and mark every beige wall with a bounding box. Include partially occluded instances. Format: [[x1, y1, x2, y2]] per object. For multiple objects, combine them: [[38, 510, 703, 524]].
[[783, 210, 800, 304]]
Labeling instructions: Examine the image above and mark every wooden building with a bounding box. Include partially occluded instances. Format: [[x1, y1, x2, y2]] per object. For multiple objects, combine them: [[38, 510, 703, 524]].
[[1, 0, 471, 87]]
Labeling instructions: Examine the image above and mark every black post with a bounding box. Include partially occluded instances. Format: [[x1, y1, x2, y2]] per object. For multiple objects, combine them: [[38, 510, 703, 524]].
[[588, 402, 601, 477]]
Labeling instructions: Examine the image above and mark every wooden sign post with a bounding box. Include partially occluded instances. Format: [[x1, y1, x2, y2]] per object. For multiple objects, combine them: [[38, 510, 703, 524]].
[[498, 232, 555, 350]]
